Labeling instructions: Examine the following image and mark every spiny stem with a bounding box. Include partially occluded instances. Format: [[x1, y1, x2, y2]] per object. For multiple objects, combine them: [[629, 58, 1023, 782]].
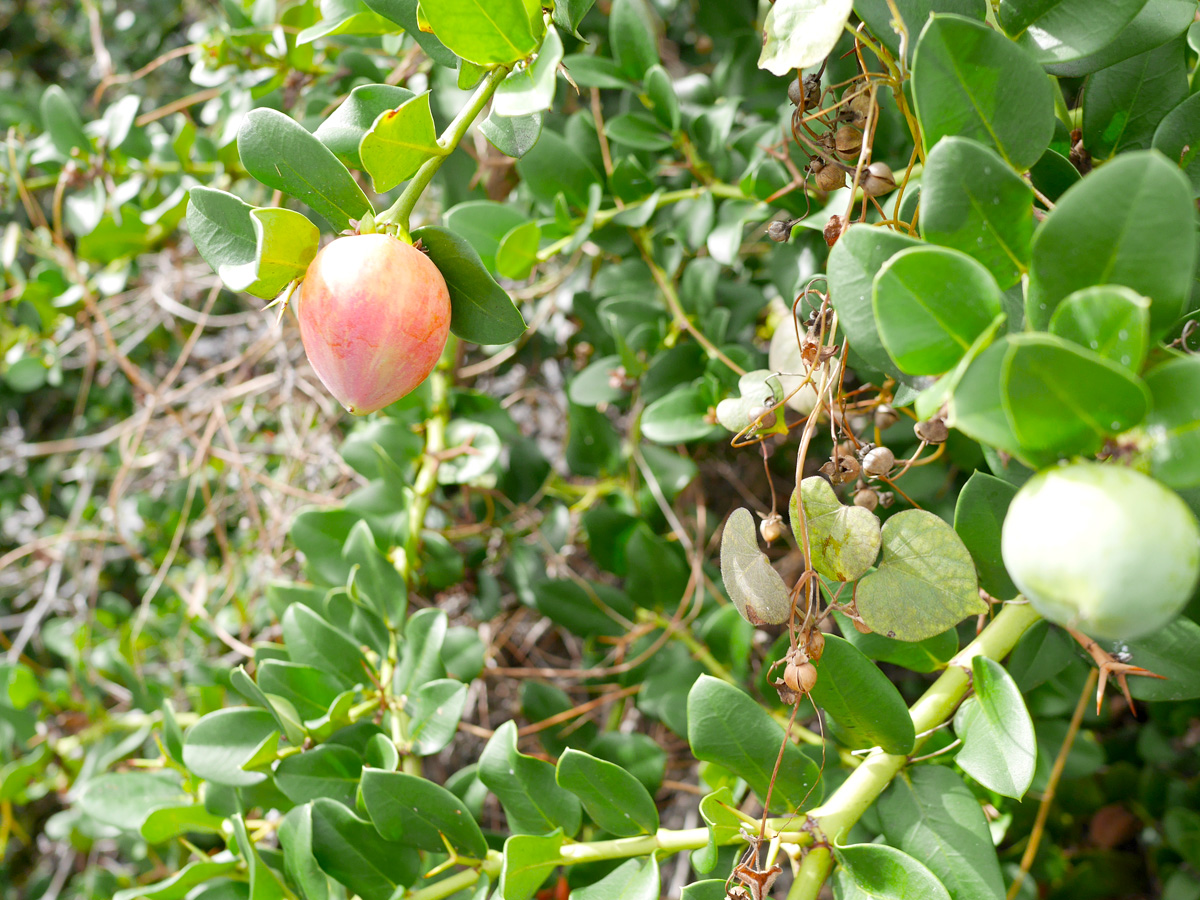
[[378, 66, 511, 234]]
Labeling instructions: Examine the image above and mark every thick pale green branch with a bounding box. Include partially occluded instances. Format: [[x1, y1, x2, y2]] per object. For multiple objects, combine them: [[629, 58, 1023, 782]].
[[378, 66, 510, 233], [783, 601, 1042, 899]]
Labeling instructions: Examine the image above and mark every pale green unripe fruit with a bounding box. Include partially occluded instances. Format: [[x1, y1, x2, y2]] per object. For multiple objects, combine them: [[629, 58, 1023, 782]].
[[1001, 462, 1200, 640]]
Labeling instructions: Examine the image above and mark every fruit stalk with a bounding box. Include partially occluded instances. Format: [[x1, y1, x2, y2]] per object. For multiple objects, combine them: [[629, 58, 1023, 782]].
[[377, 66, 511, 234]]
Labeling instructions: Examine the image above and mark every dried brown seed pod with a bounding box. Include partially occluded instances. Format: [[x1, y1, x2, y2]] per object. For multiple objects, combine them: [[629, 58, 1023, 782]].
[[862, 446, 895, 477], [914, 416, 949, 443], [852, 617, 873, 634], [853, 487, 880, 511], [874, 403, 899, 430], [815, 163, 847, 192], [861, 161, 896, 197], [784, 660, 819, 693], [841, 87, 872, 126], [877, 490, 895, 508], [823, 214, 844, 247], [804, 629, 825, 662], [834, 125, 863, 158], [767, 219, 794, 243]]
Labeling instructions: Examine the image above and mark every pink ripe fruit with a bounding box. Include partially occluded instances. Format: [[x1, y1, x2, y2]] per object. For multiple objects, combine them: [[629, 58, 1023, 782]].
[[295, 233, 451, 415]]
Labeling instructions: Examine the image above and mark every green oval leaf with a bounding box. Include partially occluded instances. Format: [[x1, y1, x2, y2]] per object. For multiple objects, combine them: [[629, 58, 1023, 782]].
[[573, 858, 659, 900], [832, 843, 952, 900], [219, 207, 319, 300], [1082, 36, 1188, 160], [361, 768, 489, 857], [919, 136, 1034, 289], [758, 0, 854, 76], [496, 220, 541, 279], [359, 92, 441, 192], [494, 26, 563, 118], [641, 386, 722, 444], [1000, 332, 1150, 460], [873, 245, 1004, 376], [479, 721, 582, 835], [412, 225, 526, 344], [237, 108, 372, 232], [1153, 90, 1200, 197], [314, 83, 416, 170], [878, 766, 1006, 900], [311, 798, 420, 900], [1048, 285, 1149, 372], [275, 744, 362, 807], [481, 108, 544, 158], [610, 0, 660, 78], [1027, 151, 1196, 336], [912, 15, 1055, 171], [856, 509, 985, 642], [556, 748, 659, 836], [953, 471, 1019, 600], [77, 772, 186, 832], [1138, 355, 1200, 489], [182, 707, 279, 786], [809, 634, 916, 754], [421, 0, 541, 66], [831, 611, 958, 674], [791, 477, 881, 583], [1041, 0, 1195, 77], [1121, 617, 1200, 701], [720, 507, 793, 626], [282, 603, 367, 687], [501, 831, 567, 900], [686, 675, 822, 812], [998, 0, 1146, 68], [40, 84, 90, 157], [953, 656, 1036, 798]]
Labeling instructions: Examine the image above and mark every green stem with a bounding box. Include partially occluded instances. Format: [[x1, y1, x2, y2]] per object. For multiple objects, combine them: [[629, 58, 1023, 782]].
[[535, 182, 746, 262], [378, 67, 510, 234], [781, 602, 1041, 897], [402, 336, 457, 584]]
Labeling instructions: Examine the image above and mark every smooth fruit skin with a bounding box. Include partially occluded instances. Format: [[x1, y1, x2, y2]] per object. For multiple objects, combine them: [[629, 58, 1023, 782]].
[[1001, 462, 1200, 640], [296, 234, 450, 415]]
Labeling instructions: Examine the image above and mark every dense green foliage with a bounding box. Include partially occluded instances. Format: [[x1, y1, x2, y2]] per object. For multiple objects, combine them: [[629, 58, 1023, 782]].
[[5, 2, 1200, 900]]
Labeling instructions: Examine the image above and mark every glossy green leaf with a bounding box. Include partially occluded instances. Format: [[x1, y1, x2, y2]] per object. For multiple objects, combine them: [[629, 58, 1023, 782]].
[[501, 831, 566, 900], [1041, 0, 1196, 77], [953, 657, 1036, 799], [40, 84, 90, 157], [856, 509, 985, 642], [275, 744, 362, 807], [394, 607, 447, 694], [494, 26, 563, 118], [948, 338, 1023, 457], [282, 603, 367, 687], [361, 768, 488, 857], [610, 0, 660, 78], [1027, 151, 1196, 335], [810, 635, 916, 754], [443, 201, 529, 273], [692, 788, 741, 874], [344, 521, 407, 625], [405, 678, 467, 755], [223, 207, 318, 300], [1121, 617, 1200, 701], [1048, 285, 1149, 372], [182, 708, 280, 787], [77, 772, 186, 832], [515, 129, 601, 209], [496, 220, 541, 279], [359, 92, 440, 192], [1153, 90, 1200, 197], [720, 507, 793, 626], [556, 748, 659, 837], [831, 611, 958, 673], [297, 0, 395, 43], [1007, 619, 1073, 692], [1000, 333, 1150, 459], [686, 675, 821, 812], [311, 798, 420, 900], [714, 370, 783, 434], [998, 0, 1146, 68], [257, 660, 345, 723], [478, 721, 582, 835], [645, 65, 681, 131], [605, 112, 674, 151], [112, 860, 239, 900], [290, 508, 359, 586], [139, 804, 225, 843], [419, 0, 541, 66], [360, 0, 457, 66], [481, 108, 544, 158], [553, 0, 597, 36], [413, 225, 526, 344], [855, 0, 986, 63], [1083, 36, 1188, 159], [873, 245, 1004, 376], [919, 137, 1033, 289], [878, 766, 1006, 900], [237, 108, 371, 232], [953, 471, 1019, 600], [791, 477, 881, 583], [1029, 148, 1081, 202], [231, 812, 288, 900], [1138, 356, 1200, 489], [532, 579, 635, 638], [278, 804, 332, 900], [314, 83, 415, 170], [828, 224, 922, 379], [912, 15, 1054, 171], [832, 843, 952, 900], [641, 385, 722, 444], [573, 858, 659, 900], [758, 0, 854, 76]]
